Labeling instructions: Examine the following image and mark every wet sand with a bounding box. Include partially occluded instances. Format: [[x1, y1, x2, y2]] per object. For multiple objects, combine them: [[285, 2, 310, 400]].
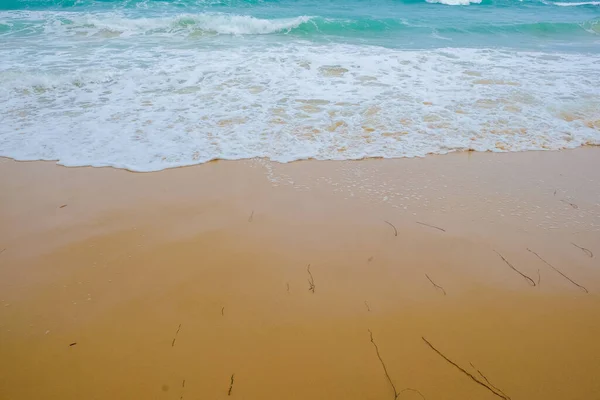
[[1, 149, 599, 400]]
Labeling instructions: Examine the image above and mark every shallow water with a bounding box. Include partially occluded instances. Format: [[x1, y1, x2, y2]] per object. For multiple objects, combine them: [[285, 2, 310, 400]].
[[1, 0, 599, 171]]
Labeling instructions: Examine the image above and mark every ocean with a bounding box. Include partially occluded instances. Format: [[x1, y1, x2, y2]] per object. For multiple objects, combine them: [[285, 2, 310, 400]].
[[0, 0, 599, 171]]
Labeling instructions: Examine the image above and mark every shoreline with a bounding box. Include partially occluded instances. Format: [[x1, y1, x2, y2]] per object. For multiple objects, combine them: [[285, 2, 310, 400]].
[[2, 144, 599, 173], [1, 149, 599, 399]]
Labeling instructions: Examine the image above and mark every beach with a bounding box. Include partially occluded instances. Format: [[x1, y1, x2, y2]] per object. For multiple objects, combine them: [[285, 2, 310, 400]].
[[1, 149, 599, 399]]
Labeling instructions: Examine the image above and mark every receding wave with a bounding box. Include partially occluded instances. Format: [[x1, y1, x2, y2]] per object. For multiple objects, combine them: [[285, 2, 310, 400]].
[[2, 44, 599, 172]]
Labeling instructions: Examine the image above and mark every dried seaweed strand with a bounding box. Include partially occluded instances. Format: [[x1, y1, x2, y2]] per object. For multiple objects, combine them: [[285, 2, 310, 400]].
[[384, 221, 398, 237], [571, 242, 593, 258], [398, 388, 426, 400], [527, 248, 588, 293], [172, 324, 182, 347], [494, 251, 536, 286], [368, 330, 399, 399], [425, 274, 447, 296], [307, 264, 315, 294], [228, 374, 235, 396], [416, 222, 446, 232], [561, 200, 579, 209], [422, 337, 510, 400], [470, 363, 509, 399]]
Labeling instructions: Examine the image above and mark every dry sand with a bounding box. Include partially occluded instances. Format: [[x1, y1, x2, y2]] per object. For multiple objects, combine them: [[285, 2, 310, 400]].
[[0, 149, 599, 400]]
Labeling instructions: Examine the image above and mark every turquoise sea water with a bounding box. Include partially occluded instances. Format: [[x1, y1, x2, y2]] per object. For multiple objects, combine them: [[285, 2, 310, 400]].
[[1, 0, 599, 170]]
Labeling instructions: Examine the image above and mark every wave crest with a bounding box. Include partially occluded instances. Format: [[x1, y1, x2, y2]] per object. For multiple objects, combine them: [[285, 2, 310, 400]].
[[425, 0, 482, 5], [51, 13, 315, 36], [551, 1, 600, 6]]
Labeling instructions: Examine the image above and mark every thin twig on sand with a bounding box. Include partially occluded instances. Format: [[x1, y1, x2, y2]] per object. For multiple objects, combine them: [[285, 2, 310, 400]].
[[172, 324, 182, 347], [286, 283, 290, 294], [228, 374, 235, 396], [368, 330, 399, 399], [469, 363, 510, 399], [494, 251, 536, 286], [221, 307, 225, 316], [307, 264, 315, 294], [527, 248, 588, 293], [398, 388, 426, 400], [561, 200, 579, 209], [425, 274, 447, 295], [422, 337, 510, 400], [384, 221, 398, 237], [364, 301, 371, 312], [416, 222, 446, 232], [571, 242, 593, 258], [368, 330, 425, 400], [248, 211, 254, 222]]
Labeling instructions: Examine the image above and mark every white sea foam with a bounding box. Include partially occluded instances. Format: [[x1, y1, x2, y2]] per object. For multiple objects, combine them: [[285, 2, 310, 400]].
[[425, 0, 482, 5], [1, 40, 599, 172], [552, 1, 600, 6]]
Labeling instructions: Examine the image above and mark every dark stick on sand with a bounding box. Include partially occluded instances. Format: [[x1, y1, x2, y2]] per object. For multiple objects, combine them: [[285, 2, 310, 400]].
[[307, 264, 315, 294], [172, 324, 182, 347], [527, 248, 588, 293], [368, 329, 400, 399], [384, 221, 398, 237], [469, 363, 510, 399], [561, 200, 579, 209], [571, 242, 593, 258], [416, 222, 446, 232], [425, 274, 447, 295], [494, 251, 536, 286], [228, 374, 235, 396], [368, 330, 424, 399], [422, 337, 510, 400]]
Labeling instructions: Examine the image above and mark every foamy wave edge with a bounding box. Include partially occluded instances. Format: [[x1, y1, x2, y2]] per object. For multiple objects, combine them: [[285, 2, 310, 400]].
[[551, 1, 600, 6], [425, 0, 482, 5], [3, 144, 600, 173]]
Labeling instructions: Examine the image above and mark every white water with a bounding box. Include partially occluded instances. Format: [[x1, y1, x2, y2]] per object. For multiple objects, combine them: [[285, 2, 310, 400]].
[[425, 0, 482, 6], [1, 41, 599, 172], [552, 2, 600, 6]]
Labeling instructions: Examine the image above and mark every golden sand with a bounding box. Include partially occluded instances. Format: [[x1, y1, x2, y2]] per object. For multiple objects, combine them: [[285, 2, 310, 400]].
[[0, 150, 599, 399]]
